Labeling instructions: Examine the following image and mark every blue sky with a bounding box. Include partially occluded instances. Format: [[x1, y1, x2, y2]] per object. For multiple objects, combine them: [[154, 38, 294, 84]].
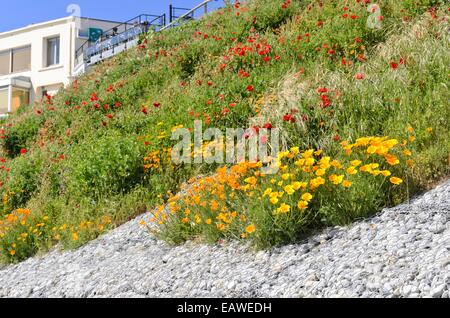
[[0, 0, 224, 32]]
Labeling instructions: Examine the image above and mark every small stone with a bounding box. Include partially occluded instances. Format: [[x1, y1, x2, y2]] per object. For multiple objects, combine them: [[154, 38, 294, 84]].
[[430, 284, 445, 298]]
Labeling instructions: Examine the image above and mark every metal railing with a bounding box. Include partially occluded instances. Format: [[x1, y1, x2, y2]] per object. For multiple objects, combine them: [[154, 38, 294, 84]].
[[75, 13, 166, 65], [74, 1, 231, 68], [160, 0, 221, 31], [169, 5, 195, 23]]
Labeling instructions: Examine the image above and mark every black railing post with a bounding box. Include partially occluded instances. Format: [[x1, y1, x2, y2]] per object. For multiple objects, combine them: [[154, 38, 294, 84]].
[[169, 5, 173, 23]]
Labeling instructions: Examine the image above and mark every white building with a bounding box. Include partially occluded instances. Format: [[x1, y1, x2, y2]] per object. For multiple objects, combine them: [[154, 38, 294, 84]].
[[0, 16, 123, 116]]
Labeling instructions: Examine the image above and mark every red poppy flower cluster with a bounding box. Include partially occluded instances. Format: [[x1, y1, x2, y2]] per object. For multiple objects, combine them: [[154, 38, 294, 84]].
[[281, 0, 292, 9], [390, 57, 405, 70], [317, 87, 332, 109]]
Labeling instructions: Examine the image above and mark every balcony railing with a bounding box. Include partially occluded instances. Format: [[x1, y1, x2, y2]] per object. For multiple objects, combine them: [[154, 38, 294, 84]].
[[161, 0, 219, 31], [75, 14, 166, 66], [74, 1, 231, 69]]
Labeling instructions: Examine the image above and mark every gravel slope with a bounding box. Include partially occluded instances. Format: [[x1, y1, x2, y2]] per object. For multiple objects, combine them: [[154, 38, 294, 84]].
[[0, 180, 449, 298]]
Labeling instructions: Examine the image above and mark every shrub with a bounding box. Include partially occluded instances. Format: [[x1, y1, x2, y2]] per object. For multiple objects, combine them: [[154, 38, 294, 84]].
[[62, 132, 147, 198], [151, 136, 412, 248], [2, 114, 45, 157], [0, 150, 44, 213]]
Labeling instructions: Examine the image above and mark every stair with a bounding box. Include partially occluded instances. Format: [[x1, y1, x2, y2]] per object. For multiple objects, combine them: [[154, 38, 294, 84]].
[[74, 0, 223, 76]]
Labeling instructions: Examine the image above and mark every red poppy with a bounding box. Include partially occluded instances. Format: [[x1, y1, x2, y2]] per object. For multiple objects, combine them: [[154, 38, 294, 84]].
[[351, 15, 357, 20], [246, 85, 254, 92], [20, 149, 27, 155], [106, 114, 113, 119], [355, 73, 365, 80], [390, 62, 398, 70], [283, 114, 296, 123], [90, 92, 99, 102], [320, 95, 332, 108], [59, 154, 65, 160], [153, 102, 161, 108], [317, 87, 328, 94], [141, 107, 148, 115], [238, 70, 250, 78], [263, 122, 273, 129]]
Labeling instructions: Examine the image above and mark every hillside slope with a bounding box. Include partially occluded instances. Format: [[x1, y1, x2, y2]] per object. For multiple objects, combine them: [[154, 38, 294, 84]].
[[0, 0, 449, 263]]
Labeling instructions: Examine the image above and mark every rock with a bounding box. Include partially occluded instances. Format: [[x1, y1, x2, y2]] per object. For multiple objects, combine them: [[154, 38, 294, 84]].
[[430, 284, 446, 298]]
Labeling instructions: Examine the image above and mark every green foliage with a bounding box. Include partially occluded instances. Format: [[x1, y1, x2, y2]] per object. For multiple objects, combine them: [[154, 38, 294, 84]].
[[2, 114, 45, 157], [63, 132, 146, 198], [0, 151, 44, 213]]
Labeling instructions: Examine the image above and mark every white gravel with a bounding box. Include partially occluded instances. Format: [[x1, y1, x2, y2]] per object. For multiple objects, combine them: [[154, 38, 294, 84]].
[[0, 180, 449, 298]]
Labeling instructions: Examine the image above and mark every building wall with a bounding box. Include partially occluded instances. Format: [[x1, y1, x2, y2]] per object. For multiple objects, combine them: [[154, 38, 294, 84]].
[[0, 18, 74, 103], [0, 17, 121, 106]]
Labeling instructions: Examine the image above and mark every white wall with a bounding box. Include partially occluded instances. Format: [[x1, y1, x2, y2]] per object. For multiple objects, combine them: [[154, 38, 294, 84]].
[[0, 17, 123, 105], [0, 18, 75, 102]]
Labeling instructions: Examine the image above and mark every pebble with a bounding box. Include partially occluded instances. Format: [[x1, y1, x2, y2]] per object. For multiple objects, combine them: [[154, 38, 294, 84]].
[[0, 180, 449, 298]]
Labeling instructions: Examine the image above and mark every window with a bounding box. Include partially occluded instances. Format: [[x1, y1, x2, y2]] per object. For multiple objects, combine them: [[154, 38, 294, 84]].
[[46, 37, 60, 66], [12, 46, 31, 73], [0, 87, 8, 114], [0, 50, 10, 76], [11, 88, 30, 112], [0, 46, 31, 75]]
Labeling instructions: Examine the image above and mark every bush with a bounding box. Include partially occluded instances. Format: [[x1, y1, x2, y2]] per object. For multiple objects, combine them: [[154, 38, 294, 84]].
[[0, 150, 43, 213], [62, 132, 147, 198], [2, 114, 45, 157], [151, 136, 412, 248]]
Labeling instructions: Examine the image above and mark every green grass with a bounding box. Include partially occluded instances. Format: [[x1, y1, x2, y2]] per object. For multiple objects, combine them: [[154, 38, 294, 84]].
[[0, 0, 448, 262]]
